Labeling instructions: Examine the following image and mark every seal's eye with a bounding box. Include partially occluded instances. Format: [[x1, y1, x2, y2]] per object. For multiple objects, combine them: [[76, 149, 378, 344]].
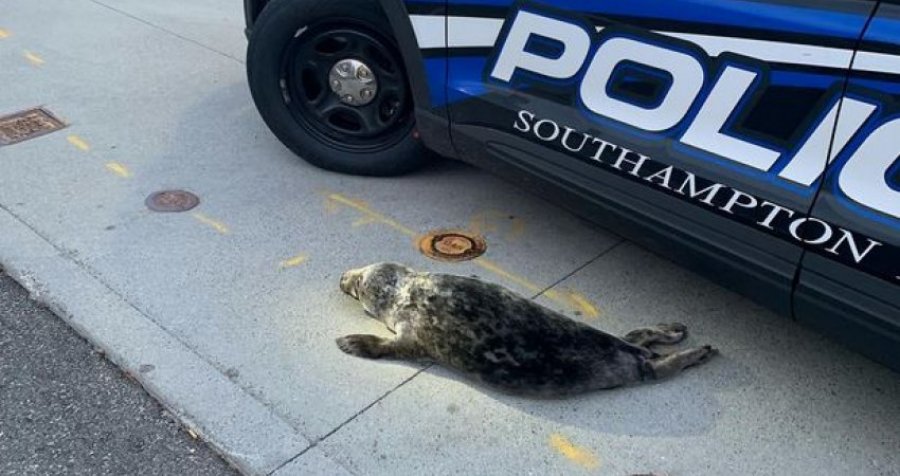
[[352, 276, 363, 300]]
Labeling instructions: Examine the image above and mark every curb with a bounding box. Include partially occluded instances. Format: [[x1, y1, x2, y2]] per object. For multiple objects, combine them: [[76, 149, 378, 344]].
[[0, 206, 311, 475]]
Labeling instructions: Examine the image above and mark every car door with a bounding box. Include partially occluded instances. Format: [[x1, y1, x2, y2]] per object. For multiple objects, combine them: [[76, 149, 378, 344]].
[[441, 0, 877, 315], [795, 1, 900, 371]]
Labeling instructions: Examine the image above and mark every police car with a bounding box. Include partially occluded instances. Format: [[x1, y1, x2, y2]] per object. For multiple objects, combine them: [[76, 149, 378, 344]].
[[244, 0, 900, 371]]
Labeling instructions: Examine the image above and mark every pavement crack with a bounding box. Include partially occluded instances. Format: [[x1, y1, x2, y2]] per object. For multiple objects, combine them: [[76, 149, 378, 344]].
[[86, 0, 244, 64], [531, 239, 625, 300], [268, 365, 432, 476]]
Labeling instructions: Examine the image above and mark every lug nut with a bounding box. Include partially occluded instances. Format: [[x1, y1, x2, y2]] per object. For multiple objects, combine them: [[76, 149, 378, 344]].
[[331, 80, 342, 91], [343, 95, 355, 104], [360, 89, 373, 99]]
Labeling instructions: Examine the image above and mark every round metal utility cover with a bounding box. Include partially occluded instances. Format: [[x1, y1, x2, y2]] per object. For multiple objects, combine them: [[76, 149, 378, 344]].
[[418, 231, 487, 262], [145, 190, 200, 213]]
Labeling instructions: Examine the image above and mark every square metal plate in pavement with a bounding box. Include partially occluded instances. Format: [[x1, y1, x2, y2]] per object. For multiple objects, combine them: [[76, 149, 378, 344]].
[[0, 107, 67, 146]]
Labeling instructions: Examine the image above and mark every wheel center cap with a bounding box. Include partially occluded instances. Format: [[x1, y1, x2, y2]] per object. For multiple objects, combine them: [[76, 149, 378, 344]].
[[329, 59, 378, 106]]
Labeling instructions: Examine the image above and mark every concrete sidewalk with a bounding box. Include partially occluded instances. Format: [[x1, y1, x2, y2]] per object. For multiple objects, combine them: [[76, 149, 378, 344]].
[[0, 1, 898, 474]]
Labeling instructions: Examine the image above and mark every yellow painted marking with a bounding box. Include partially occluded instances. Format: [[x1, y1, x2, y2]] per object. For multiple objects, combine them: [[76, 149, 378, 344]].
[[105, 162, 132, 178], [327, 193, 418, 237], [549, 433, 600, 470], [67, 135, 90, 151], [476, 262, 602, 317], [469, 210, 526, 241], [325, 192, 599, 315], [192, 213, 229, 235], [0, 29, 10, 39], [280, 254, 308, 269], [324, 198, 343, 214], [24, 50, 44, 65], [473, 258, 543, 296], [565, 291, 600, 319], [352, 215, 380, 228], [469, 212, 499, 235], [187, 428, 199, 439]]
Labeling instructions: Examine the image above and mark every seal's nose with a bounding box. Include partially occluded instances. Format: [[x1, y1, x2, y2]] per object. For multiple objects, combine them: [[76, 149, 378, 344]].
[[340, 269, 360, 299], [339, 272, 351, 294]]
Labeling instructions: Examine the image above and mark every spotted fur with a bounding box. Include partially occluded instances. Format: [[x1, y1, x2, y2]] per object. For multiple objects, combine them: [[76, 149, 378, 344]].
[[337, 262, 717, 396]]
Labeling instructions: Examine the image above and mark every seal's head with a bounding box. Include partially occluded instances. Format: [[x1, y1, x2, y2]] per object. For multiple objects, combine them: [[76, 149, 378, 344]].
[[340, 262, 415, 318]]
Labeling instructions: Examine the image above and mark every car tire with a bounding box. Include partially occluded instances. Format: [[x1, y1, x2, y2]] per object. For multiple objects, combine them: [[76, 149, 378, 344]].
[[247, 0, 429, 176]]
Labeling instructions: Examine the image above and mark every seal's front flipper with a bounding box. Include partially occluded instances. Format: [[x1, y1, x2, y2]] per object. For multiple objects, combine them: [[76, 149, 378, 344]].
[[337, 334, 391, 358], [336, 334, 420, 360]]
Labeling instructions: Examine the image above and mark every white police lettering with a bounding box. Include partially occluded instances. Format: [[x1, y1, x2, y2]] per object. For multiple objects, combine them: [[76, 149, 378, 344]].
[[838, 117, 900, 220], [789, 217, 833, 245], [513, 110, 536, 133], [779, 98, 878, 186], [490, 9, 900, 222], [580, 37, 704, 131], [675, 173, 724, 206], [645, 165, 675, 189], [681, 66, 781, 171], [534, 119, 561, 141], [490, 10, 590, 83], [720, 189, 758, 215], [512, 109, 885, 265], [826, 228, 882, 263], [758, 202, 795, 230], [561, 127, 592, 152]]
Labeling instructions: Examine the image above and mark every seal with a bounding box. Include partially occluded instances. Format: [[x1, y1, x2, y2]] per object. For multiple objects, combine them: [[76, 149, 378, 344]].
[[337, 262, 717, 396]]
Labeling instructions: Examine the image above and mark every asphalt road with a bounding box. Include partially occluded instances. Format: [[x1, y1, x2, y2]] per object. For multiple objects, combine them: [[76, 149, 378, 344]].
[[0, 269, 236, 476]]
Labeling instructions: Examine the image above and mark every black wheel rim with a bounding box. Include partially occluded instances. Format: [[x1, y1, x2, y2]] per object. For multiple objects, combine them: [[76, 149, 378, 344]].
[[280, 22, 413, 151]]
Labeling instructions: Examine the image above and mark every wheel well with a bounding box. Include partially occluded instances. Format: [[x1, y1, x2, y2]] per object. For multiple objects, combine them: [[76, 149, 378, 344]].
[[244, 0, 270, 31]]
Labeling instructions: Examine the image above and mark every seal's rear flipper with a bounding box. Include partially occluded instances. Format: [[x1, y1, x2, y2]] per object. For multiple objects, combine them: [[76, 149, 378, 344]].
[[644, 345, 718, 379], [623, 323, 688, 348]]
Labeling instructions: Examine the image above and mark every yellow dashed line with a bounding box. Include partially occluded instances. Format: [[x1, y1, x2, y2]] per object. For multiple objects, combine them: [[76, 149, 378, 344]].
[[469, 210, 526, 241], [327, 193, 418, 237], [0, 29, 10, 39], [549, 433, 601, 470], [23, 50, 44, 66], [325, 191, 602, 315], [474, 262, 599, 318], [324, 198, 343, 214], [473, 257, 544, 296], [352, 216, 380, 228], [67, 135, 90, 151], [564, 291, 601, 319], [105, 162, 132, 178], [280, 254, 308, 269], [192, 213, 229, 235]]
